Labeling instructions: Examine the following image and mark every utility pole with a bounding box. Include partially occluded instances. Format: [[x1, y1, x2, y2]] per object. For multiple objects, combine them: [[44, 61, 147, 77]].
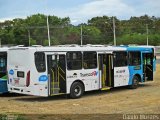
[[47, 16, 51, 46], [0, 38, 1, 47], [81, 25, 83, 46], [28, 29, 31, 46], [113, 17, 116, 46], [146, 24, 149, 46]]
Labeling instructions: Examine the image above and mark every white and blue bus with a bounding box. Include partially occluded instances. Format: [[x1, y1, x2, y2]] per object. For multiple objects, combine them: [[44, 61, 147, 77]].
[[7, 45, 156, 98]]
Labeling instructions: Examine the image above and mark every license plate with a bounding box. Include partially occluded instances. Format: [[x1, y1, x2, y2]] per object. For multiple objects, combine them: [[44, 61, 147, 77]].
[[15, 80, 19, 84]]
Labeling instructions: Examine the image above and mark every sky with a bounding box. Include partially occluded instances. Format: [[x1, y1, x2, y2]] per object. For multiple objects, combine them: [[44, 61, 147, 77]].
[[0, 0, 160, 25]]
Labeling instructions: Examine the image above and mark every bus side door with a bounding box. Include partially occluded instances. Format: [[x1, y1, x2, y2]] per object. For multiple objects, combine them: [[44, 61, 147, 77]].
[[47, 54, 66, 95], [98, 53, 114, 88], [142, 53, 153, 81]]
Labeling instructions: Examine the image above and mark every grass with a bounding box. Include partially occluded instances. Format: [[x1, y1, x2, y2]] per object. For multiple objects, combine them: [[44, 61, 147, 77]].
[[0, 114, 27, 120]]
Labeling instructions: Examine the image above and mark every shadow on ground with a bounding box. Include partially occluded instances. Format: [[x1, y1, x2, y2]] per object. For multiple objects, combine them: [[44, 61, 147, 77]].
[[12, 83, 152, 102], [0, 92, 26, 97]]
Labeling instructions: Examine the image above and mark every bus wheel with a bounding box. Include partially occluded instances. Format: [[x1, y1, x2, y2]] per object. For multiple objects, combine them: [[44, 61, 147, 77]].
[[129, 76, 139, 89], [70, 82, 84, 99]]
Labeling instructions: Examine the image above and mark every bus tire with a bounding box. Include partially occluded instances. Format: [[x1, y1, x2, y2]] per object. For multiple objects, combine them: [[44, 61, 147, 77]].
[[70, 82, 84, 99], [129, 76, 139, 89]]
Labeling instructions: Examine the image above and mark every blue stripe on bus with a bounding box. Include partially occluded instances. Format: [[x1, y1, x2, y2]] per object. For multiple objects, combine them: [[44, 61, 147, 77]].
[[128, 65, 143, 85], [124, 46, 153, 85], [0, 79, 8, 93]]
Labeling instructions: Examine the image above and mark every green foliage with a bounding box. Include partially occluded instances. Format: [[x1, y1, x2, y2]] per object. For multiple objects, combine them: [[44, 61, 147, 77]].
[[30, 38, 36, 46], [117, 34, 147, 45], [0, 14, 160, 46]]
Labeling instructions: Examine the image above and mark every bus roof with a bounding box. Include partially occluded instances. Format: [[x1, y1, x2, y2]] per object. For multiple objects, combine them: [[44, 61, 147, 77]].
[[8, 45, 155, 53], [0, 47, 9, 52], [9, 45, 127, 52], [119, 46, 153, 52]]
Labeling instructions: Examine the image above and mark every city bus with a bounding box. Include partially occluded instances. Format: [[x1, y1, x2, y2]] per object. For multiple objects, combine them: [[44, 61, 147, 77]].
[[7, 45, 155, 98], [0, 47, 8, 93]]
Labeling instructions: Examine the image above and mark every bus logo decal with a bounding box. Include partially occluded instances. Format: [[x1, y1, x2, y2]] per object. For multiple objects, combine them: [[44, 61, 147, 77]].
[[80, 71, 98, 77], [67, 73, 77, 78], [9, 69, 14, 75], [39, 75, 48, 81], [116, 70, 125, 73]]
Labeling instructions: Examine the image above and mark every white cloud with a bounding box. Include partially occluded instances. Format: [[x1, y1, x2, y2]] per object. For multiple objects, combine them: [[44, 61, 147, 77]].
[[136, 0, 160, 17], [59, 0, 135, 24], [55, 0, 160, 25], [0, 0, 159, 24], [0, 16, 27, 22], [0, 18, 12, 22]]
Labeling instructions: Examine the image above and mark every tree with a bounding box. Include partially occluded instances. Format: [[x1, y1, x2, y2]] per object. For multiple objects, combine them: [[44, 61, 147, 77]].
[[88, 16, 120, 44], [0, 14, 160, 46]]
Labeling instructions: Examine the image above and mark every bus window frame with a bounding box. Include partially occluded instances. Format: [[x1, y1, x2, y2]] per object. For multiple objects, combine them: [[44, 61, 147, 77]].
[[34, 52, 46, 72], [83, 51, 97, 69], [66, 51, 82, 70], [113, 51, 128, 67], [128, 51, 141, 66]]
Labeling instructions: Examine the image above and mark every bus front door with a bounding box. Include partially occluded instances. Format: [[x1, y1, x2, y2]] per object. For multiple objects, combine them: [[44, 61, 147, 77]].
[[47, 54, 66, 95], [98, 54, 114, 90], [143, 53, 153, 81]]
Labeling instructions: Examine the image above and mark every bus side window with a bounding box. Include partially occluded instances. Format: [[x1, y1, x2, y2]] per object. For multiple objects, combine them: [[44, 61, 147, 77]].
[[67, 52, 82, 70], [35, 52, 46, 72], [83, 52, 97, 69], [113, 51, 127, 67], [129, 51, 141, 66]]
